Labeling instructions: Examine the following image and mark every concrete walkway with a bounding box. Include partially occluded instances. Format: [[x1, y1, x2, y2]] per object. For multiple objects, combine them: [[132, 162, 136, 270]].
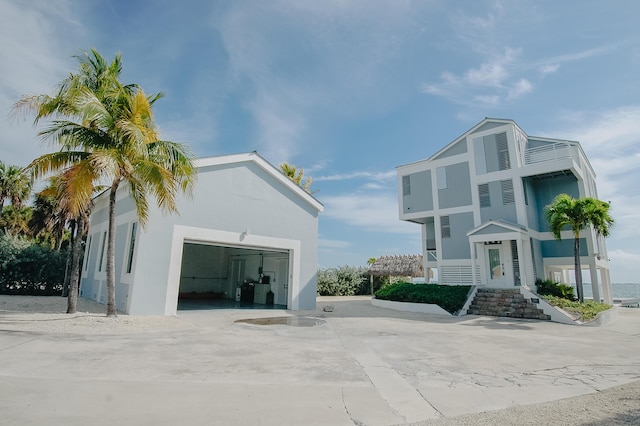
[[1, 296, 639, 425]]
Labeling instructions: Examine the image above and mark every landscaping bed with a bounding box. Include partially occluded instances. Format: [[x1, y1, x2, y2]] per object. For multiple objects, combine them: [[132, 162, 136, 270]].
[[375, 282, 471, 315]]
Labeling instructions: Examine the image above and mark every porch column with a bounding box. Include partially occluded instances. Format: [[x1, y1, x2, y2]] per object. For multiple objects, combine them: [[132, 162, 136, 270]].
[[588, 261, 601, 302], [470, 241, 478, 286], [515, 237, 527, 289], [563, 269, 571, 285]]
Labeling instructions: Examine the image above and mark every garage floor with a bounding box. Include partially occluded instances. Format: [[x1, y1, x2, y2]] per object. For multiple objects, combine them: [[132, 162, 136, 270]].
[[177, 299, 287, 310]]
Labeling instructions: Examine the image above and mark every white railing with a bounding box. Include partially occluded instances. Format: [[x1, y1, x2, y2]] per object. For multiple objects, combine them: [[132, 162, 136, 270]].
[[426, 250, 438, 262], [440, 266, 480, 285], [523, 143, 578, 166]]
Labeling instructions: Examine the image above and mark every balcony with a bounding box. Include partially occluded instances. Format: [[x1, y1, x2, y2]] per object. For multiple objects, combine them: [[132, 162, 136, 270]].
[[523, 143, 581, 168]]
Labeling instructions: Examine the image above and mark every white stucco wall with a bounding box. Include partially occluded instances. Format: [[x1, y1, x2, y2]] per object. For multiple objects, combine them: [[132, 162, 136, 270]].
[[81, 154, 322, 315]]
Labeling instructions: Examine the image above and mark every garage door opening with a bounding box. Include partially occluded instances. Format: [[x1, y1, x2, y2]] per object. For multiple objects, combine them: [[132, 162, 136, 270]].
[[177, 242, 290, 310]]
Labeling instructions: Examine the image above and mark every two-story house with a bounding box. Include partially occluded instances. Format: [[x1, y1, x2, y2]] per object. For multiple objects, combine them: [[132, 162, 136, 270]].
[[397, 118, 612, 304]]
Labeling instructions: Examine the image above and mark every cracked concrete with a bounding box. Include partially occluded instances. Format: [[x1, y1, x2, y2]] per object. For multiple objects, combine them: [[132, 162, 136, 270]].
[[0, 296, 639, 425]]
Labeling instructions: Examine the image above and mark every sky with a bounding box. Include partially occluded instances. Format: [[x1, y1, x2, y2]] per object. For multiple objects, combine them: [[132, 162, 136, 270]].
[[1, 1, 639, 283]]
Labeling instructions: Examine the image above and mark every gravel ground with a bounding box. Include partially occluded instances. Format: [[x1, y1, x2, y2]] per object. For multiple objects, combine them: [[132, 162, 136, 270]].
[[0, 295, 193, 334], [2, 295, 639, 425]]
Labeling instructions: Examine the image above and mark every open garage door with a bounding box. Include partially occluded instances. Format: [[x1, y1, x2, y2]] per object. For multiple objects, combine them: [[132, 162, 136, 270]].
[[177, 242, 290, 310]]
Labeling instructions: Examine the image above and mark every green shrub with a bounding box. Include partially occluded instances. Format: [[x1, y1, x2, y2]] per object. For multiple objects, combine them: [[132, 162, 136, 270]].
[[535, 279, 576, 300], [0, 233, 66, 295], [542, 295, 611, 322], [375, 282, 472, 314], [317, 266, 389, 296]]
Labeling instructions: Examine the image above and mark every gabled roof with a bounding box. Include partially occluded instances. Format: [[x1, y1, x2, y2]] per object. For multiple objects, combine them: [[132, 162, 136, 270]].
[[195, 151, 324, 212], [467, 219, 527, 238], [397, 117, 518, 168]]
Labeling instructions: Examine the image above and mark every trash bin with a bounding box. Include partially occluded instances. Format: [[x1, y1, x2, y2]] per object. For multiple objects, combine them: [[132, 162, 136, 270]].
[[266, 290, 274, 305], [241, 283, 255, 303]]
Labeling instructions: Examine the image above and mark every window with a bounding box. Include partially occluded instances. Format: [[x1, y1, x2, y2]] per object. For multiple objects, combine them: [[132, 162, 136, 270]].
[[441, 215, 451, 238], [83, 235, 92, 271], [436, 167, 447, 190], [98, 231, 107, 272], [126, 222, 138, 273], [496, 132, 510, 170], [473, 137, 487, 174], [479, 183, 490, 207], [501, 179, 515, 205], [402, 175, 411, 196]]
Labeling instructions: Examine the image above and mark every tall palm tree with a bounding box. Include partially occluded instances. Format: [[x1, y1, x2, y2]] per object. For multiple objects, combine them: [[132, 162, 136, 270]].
[[545, 194, 614, 302], [0, 161, 33, 213], [15, 49, 196, 316]]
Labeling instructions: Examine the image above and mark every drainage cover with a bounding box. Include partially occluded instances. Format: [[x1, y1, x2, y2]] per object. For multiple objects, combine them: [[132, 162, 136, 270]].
[[235, 316, 325, 327]]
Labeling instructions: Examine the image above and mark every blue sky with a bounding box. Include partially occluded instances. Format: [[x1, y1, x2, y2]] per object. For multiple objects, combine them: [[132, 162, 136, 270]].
[[1, 1, 639, 283]]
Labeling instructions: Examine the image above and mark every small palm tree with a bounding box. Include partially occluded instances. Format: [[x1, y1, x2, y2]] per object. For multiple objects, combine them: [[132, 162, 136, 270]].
[[545, 194, 614, 302], [0, 206, 32, 236], [280, 162, 313, 193]]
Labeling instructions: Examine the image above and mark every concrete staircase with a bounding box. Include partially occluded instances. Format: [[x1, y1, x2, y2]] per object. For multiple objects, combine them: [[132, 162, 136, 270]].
[[467, 288, 551, 320]]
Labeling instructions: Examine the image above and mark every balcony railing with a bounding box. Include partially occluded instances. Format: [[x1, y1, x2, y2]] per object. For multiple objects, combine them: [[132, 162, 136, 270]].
[[523, 143, 580, 166], [426, 250, 438, 262]]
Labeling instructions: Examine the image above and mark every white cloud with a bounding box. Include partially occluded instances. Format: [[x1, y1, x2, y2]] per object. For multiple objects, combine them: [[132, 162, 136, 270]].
[[507, 78, 533, 99], [607, 249, 640, 284], [315, 170, 395, 182], [546, 106, 640, 276], [539, 64, 559, 75], [318, 238, 351, 249], [216, 0, 430, 163], [422, 48, 532, 106], [321, 192, 416, 235], [0, 1, 84, 167], [464, 48, 521, 87]]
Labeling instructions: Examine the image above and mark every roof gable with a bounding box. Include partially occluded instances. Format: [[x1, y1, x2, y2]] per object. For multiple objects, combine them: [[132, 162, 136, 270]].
[[194, 152, 323, 212], [467, 220, 526, 237]]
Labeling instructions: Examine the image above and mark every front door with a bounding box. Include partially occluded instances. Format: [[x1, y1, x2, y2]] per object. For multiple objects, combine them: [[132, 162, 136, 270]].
[[485, 243, 508, 287]]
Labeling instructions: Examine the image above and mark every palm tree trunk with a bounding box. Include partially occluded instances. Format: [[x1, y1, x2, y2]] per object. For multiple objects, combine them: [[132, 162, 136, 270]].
[[574, 235, 583, 302], [67, 214, 85, 314], [105, 181, 119, 317], [61, 220, 76, 297]]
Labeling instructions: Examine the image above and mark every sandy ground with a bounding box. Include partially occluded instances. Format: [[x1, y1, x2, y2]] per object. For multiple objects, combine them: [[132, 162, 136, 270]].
[[0, 295, 193, 334], [1, 295, 639, 425]]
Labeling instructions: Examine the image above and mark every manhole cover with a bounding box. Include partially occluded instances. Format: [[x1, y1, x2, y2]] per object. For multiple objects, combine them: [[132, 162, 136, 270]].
[[235, 316, 325, 327]]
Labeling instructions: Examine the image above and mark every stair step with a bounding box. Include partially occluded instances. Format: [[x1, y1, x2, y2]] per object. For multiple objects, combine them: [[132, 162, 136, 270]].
[[467, 288, 549, 321]]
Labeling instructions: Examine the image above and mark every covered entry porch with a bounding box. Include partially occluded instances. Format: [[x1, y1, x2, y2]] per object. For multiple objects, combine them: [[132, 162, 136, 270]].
[[467, 220, 535, 289]]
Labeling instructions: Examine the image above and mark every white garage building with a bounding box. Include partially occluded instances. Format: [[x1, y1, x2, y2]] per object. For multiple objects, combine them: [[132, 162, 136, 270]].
[[80, 152, 323, 315]]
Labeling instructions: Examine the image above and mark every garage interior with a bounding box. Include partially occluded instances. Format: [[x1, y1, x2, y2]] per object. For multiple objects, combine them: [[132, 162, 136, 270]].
[[177, 242, 290, 310]]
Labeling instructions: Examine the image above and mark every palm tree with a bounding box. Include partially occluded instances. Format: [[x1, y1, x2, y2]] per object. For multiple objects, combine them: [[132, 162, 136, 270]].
[[280, 162, 313, 193], [545, 194, 614, 302], [15, 49, 196, 316], [0, 205, 32, 236], [29, 175, 72, 251], [0, 161, 33, 213]]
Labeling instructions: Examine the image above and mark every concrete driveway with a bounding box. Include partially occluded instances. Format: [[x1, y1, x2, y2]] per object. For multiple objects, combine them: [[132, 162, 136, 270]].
[[0, 296, 639, 425]]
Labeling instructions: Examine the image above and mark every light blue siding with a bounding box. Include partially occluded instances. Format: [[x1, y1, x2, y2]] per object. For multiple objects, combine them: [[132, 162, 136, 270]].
[[541, 238, 587, 258], [432, 138, 468, 160], [438, 162, 472, 208], [479, 180, 518, 224], [441, 212, 474, 259], [471, 121, 506, 134], [402, 170, 433, 214], [532, 174, 579, 231]]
